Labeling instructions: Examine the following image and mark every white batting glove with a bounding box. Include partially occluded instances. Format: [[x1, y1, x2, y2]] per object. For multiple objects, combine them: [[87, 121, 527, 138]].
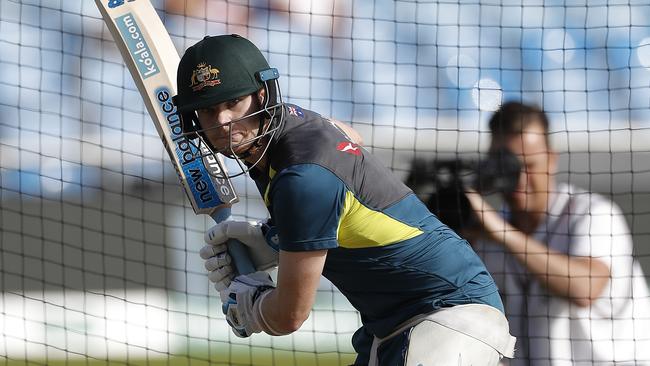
[[204, 220, 279, 271], [200, 242, 233, 292], [223, 271, 275, 338]]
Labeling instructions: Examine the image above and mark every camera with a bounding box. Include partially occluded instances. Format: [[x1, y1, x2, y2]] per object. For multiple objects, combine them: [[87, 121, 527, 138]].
[[405, 148, 521, 232]]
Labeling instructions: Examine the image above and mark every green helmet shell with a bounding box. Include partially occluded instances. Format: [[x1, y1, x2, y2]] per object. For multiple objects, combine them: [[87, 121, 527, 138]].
[[175, 34, 271, 112]]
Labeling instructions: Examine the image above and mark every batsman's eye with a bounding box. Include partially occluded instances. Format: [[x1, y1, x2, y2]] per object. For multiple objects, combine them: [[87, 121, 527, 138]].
[[226, 98, 241, 108]]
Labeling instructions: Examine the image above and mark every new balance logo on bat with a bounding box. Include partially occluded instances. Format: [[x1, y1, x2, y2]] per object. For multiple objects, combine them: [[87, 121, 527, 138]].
[[156, 87, 225, 208], [336, 142, 361, 156]]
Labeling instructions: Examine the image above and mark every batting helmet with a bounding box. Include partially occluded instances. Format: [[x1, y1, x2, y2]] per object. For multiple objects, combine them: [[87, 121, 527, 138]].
[[172, 34, 283, 160]]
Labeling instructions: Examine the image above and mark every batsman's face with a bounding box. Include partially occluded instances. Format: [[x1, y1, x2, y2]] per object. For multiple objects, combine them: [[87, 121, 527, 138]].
[[196, 93, 262, 156], [492, 121, 557, 228]]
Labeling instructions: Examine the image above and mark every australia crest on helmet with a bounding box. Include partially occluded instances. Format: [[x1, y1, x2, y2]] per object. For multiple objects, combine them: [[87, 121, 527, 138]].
[[190, 62, 221, 91]]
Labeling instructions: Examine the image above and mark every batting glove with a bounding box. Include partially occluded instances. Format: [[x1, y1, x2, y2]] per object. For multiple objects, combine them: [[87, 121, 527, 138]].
[[204, 220, 279, 271], [200, 242, 233, 292], [201, 220, 279, 292], [223, 271, 275, 338]]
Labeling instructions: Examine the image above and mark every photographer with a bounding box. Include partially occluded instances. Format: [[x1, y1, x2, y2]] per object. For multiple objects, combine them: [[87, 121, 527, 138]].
[[466, 101, 650, 365]]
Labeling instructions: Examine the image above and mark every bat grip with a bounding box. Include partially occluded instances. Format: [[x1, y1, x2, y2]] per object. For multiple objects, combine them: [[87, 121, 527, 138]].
[[210, 209, 256, 276]]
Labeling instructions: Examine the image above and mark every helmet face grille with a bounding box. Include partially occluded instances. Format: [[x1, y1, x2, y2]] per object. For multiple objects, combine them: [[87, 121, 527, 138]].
[[174, 70, 285, 180]]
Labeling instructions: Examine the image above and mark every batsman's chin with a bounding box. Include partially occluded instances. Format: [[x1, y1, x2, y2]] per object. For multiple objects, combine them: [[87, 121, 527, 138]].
[[216, 140, 256, 158]]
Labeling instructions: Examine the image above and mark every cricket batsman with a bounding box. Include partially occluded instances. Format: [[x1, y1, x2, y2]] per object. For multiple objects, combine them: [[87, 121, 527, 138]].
[[172, 34, 515, 365]]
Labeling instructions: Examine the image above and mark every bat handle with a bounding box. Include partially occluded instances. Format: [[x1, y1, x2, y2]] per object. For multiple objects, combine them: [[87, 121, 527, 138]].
[[210, 209, 256, 276], [225, 239, 256, 276]]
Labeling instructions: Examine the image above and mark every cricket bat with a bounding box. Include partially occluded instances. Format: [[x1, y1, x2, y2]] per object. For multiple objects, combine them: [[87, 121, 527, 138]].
[[95, 0, 255, 276]]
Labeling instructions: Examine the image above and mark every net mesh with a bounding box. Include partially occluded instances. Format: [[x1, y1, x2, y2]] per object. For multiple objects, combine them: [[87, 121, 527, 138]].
[[1, 0, 650, 365]]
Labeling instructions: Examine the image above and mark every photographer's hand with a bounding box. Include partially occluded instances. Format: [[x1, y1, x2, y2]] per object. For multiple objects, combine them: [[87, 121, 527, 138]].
[[464, 188, 515, 244], [465, 188, 610, 307]]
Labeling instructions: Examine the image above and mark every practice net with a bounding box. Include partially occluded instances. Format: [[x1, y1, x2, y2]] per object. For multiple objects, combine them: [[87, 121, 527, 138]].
[[1, 0, 650, 365]]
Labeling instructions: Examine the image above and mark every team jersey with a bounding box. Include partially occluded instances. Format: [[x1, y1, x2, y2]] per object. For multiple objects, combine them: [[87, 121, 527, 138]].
[[249, 104, 502, 340]]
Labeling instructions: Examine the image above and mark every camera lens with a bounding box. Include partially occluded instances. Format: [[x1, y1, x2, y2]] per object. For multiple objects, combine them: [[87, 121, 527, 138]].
[[474, 148, 521, 195]]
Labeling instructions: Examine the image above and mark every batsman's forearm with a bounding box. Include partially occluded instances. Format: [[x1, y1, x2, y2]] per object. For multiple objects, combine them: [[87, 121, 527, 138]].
[[257, 289, 307, 335], [257, 250, 327, 335]]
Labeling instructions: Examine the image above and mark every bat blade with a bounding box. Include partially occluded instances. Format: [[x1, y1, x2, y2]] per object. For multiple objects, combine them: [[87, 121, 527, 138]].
[[95, 0, 255, 275]]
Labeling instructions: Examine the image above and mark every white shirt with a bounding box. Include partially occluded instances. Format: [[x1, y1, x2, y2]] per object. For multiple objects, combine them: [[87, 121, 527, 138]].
[[475, 183, 650, 365]]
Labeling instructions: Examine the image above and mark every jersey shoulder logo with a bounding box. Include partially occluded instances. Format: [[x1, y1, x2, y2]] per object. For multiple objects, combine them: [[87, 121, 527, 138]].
[[190, 62, 221, 91], [336, 142, 361, 156], [287, 105, 304, 117]]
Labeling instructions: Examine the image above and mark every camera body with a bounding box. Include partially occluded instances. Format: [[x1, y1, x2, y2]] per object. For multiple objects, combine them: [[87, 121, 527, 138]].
[[405, 148, 521, 232]]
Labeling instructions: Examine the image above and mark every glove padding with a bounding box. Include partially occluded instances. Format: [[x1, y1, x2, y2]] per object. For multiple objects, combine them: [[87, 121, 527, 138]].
[[200, 243, 232, 291], [205, 221, 279, 271], [201, 221, 279, 292], [223, 271, 275, 338]]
